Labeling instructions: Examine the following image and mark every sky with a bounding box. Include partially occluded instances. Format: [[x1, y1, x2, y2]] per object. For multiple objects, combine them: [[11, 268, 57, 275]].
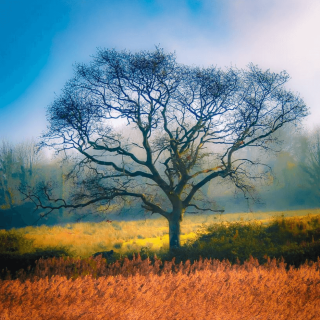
[[1, 0, 320, 143]]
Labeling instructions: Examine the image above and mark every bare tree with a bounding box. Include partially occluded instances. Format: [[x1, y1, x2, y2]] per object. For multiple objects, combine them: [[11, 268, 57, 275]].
[[0, 141, 15, 209], [22, 48, 308, 249], [0, 139, 42, 227], [0, 139, 41, 207], [299, 128, 320, 201]]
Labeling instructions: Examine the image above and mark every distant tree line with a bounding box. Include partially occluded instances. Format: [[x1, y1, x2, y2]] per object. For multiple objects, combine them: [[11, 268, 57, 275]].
[[0, 140, 72, 228]]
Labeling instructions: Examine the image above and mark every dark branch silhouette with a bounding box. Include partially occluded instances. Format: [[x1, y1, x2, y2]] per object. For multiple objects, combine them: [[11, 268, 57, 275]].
[[23, 47, 308, 249]]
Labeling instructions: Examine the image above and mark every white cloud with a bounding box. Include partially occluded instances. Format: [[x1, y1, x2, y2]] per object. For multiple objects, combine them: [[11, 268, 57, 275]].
[[225, 0, 320, 127], [161, 0, 320, 128], [3, 0, 319, 143]]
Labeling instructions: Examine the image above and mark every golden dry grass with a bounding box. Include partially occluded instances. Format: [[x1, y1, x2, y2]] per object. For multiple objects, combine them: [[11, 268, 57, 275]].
[[1, 256, 320, 320], [1, 209, 320, 319]]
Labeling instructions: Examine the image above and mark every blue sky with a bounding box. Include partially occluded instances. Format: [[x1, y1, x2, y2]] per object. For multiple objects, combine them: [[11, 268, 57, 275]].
[[1, 0, 320, 142]]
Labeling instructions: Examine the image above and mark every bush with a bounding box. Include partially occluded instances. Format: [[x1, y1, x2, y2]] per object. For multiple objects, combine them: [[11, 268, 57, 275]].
[[155, 216, 320, 267], [0, 247, 72, 279], [0, 229, 35, 254], [0, 229, 72, 279], [113, 242, 123, 249]]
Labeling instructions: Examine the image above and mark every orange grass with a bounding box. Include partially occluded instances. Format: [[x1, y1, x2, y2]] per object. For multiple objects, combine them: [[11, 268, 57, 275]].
[[1, 256, 320, 319]]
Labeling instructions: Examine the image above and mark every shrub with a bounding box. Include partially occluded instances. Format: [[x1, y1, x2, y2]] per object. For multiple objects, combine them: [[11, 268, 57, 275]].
[[0, 229, 34, 254], [156, 216, 320, 267], [0, 229, 72, 279], [113, 242, 123, 249]]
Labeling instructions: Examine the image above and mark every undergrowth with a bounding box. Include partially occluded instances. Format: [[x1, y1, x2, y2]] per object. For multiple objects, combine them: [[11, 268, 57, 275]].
[[0, 229, 71, 277], [153, 215, 320, 267], [1, 214, 320, 279]]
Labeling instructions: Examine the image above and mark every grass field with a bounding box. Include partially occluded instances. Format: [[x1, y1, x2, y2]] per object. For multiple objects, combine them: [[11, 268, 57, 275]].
[[2, 257, 320, 320], [1, 208, 320, 319], [8, 208, 320, 258]]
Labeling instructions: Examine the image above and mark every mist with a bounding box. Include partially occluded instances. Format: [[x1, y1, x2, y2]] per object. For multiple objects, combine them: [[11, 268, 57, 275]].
[[1, 121, 319, 230]]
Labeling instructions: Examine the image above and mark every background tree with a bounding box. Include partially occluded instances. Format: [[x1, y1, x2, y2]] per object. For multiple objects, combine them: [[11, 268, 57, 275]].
[[0, 140, 42, 208], [299, 128, 320, 203], [262, 126, 320, 209], [22, 48, 308, 249], [0, 139, 40, 227]]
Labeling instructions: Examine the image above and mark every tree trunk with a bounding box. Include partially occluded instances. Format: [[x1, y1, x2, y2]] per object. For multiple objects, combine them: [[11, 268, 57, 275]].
[[168, 216, 181, 249]]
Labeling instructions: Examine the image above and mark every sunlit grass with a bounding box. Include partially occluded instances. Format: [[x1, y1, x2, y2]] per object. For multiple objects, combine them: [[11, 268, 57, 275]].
[[11, 208, 320, 258]]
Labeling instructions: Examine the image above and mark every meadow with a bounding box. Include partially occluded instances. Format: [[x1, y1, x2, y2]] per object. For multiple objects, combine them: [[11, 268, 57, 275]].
[[9, 208, 320, 259], [1, 208, 320, 319]]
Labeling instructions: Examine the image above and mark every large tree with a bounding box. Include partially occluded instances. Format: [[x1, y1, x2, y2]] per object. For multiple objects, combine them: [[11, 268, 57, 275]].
[[23, 48, 308, 249]]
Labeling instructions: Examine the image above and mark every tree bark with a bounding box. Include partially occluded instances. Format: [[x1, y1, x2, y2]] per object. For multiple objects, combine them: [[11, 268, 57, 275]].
[[168, 215, 182, 249]]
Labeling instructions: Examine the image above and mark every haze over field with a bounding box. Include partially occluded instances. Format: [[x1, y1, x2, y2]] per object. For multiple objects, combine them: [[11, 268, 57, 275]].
[[1, 0, 320, 143]]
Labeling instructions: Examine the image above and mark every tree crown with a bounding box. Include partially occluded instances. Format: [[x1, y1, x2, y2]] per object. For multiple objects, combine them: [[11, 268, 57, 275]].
[[37, 47, 308, 220]]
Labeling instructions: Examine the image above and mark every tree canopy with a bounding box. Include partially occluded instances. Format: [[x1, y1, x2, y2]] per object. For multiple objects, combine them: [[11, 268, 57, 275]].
[[24, 48, 308, 249]]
